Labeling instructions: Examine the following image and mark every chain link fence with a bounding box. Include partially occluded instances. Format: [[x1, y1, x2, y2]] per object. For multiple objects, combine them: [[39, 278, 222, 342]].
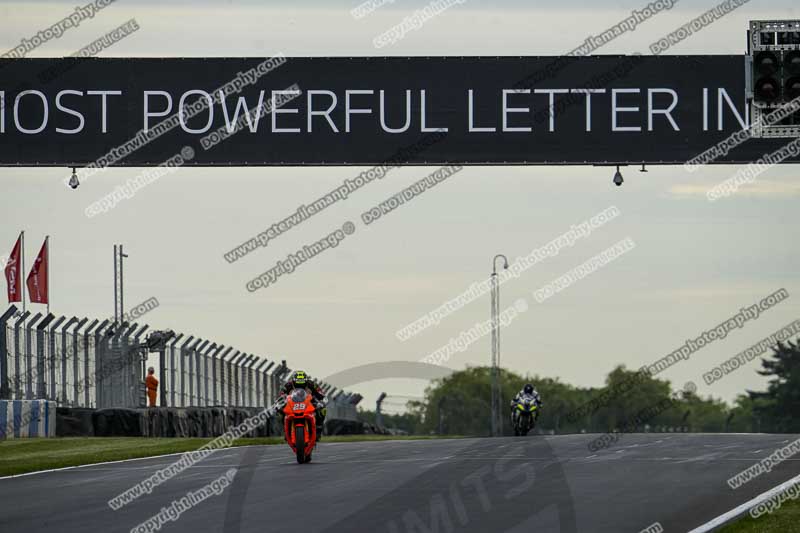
[[0, 305, 351, 411]]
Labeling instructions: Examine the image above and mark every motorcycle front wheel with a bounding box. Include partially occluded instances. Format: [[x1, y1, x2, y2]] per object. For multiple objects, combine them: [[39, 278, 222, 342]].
[[295, 425, 306, 464]]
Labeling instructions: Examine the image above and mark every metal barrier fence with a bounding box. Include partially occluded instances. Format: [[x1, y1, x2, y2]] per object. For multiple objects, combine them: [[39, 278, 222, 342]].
[[0, 305, 355, 410]]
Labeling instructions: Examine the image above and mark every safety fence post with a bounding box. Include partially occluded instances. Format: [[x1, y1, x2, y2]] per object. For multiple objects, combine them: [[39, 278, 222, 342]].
[[0, 306, 18, 400]]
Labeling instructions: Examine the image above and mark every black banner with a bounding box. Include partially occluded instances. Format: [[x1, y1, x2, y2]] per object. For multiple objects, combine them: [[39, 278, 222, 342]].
[[0, 55, 796, 166]]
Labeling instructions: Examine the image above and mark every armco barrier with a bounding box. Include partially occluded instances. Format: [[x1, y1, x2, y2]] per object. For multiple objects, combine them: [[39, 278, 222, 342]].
[[55, 406, 279, 438], [0, 400, 57, 439], [54, 405, 370, 437]]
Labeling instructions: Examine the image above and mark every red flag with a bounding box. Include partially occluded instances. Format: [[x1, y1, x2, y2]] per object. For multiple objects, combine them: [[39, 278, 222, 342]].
[[4, 234, 22, 303], [27, 238, 48, 304]]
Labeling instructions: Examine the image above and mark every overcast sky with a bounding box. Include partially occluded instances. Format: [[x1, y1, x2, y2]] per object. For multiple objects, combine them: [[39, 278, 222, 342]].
[[1, 0, 799, 411]]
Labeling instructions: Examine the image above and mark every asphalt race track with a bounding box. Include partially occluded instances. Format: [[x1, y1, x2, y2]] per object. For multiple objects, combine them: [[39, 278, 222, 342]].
[[2, 434, 799, 533]]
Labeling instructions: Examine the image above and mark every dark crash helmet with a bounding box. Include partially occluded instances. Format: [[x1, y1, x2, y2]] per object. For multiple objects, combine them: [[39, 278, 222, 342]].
[[523, 384, 535, 395], [290, 370, 308, 387]]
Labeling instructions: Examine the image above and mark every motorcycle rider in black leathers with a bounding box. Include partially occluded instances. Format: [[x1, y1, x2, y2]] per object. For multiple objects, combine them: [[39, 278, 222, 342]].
[[276, 370, 328, 438]]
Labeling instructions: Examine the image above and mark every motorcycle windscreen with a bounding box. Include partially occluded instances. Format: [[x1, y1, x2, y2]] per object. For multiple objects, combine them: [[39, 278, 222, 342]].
[[290, 389, 308, 402]]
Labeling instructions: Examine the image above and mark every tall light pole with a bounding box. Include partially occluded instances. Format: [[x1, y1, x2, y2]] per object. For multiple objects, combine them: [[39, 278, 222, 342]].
[[491, 254, 508, 437], [113, 244, 129, 326]]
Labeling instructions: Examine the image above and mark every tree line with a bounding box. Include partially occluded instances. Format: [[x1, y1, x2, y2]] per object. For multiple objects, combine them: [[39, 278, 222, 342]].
[[359, 339, 800, 436]]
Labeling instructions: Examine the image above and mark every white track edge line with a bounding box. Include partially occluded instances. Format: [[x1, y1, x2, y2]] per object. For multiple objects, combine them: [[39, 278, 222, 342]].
[[688, 472, 800, 533], [0, 437, 460, 480], [0, 444, 269, 481]]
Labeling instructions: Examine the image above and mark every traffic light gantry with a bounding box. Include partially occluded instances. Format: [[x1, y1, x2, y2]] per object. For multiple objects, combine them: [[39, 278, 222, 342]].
[[748, 20, 800, 138]]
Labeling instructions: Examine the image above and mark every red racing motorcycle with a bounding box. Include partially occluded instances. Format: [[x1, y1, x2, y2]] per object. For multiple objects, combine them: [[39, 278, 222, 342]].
[[279, 388, 318, 464]]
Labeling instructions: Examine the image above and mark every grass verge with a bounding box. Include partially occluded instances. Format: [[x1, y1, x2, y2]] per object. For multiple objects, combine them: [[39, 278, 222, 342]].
[[718, 497, 800, 533], [0, 435, 459, 477]]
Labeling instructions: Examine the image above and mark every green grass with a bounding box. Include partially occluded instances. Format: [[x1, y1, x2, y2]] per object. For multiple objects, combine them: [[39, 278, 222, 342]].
[[0, 434, 459, 477], [719, 497, 800, 532]]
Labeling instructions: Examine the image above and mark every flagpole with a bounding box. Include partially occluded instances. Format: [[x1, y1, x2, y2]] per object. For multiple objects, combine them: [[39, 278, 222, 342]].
[[20, 231, 26, 314], [45, 235, 50, 315]]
